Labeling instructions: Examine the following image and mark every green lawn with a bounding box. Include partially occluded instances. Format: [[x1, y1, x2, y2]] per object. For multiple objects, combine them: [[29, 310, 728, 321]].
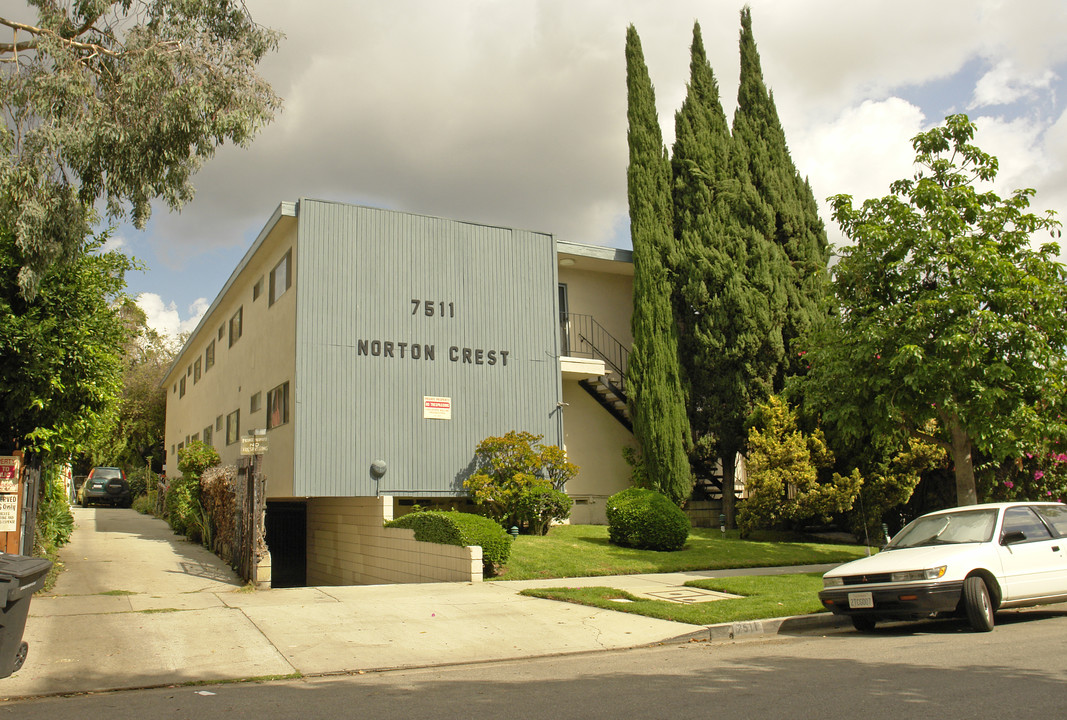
[[520, 573, 827, 625], [493, 524, 870, 581]]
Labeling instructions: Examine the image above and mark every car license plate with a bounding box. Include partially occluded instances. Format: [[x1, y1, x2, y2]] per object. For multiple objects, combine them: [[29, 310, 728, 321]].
[[848, 592, 874, 609]]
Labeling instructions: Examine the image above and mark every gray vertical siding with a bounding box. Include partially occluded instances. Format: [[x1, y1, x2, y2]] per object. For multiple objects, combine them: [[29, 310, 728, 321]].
[[293, 200, 562, 497]]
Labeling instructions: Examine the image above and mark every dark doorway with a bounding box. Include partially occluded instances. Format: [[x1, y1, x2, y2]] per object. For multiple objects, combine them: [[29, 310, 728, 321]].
[[265, 501, 307, 588]]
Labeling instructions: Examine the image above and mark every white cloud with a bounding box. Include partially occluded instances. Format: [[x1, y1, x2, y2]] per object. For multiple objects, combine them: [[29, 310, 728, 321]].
[[136, 293, 209, 341], [971, 61, 1057, 108], [792, 98, 926, 249], [121, 0, 1067, 309]]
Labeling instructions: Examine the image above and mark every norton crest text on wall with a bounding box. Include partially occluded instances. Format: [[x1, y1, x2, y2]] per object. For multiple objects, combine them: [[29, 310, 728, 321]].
[[354, 297, 511, 367]]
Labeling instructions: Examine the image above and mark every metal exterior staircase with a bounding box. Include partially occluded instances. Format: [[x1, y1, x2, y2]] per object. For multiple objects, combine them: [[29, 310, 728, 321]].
[[561, 313, 632, 431]]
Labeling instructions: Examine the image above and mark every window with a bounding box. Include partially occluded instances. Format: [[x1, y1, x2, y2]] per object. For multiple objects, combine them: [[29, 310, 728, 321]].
[[1002, 507, 1053, 543], [250, 391, 262, 413], [203, 426, 213, 446], [178, 442, 184, 453], [187, 364, 192, 377], [216, 415, 223, 431], [267, 381, 290, 429], [253, 276, 264, 301], [193, 357, 202, 384], [270, 250, 292, 305], [229, 307, 243, 347], [191, 432, 199, 443], [179, 376, 186, 398], [226, 410, 240, 445], [205, 340, 215, 370], [172, 383, 177, 394], [218, 325, 224, 341], [1036, 505, 1067, 538]]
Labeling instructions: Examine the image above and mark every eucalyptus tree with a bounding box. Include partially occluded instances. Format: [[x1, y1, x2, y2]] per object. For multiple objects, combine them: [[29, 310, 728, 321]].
[[1, 1, 282, 297]]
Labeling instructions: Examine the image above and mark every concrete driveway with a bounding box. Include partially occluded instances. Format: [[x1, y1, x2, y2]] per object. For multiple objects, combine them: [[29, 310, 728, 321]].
[[3, 507, 705, 699]]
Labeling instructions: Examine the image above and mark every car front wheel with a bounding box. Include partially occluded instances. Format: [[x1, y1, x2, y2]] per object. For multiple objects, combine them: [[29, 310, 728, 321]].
[[963, 576, 994, 632]]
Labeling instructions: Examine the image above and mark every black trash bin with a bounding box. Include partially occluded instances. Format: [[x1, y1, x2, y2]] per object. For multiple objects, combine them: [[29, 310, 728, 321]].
[[0, 554, 52, 678]]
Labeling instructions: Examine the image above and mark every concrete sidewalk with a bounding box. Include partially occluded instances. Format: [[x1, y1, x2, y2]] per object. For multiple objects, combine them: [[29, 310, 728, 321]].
[[0, 509, 848, 700]]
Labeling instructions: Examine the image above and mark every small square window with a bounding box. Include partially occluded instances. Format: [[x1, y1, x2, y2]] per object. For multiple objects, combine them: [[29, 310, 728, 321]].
[[203, 426, 213, 446], [191, 432, 199, 443], [250, 391, 262, 413], [193, 357, 202, 384], [205, 340, 215, 370], [179, 376, 186, 398], [215, 415, 223, 431], [253, 276, 264, 300]]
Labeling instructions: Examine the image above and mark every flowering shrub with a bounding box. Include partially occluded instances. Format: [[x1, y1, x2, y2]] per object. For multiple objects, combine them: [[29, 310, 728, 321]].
[[983, 450, 1067, 503]]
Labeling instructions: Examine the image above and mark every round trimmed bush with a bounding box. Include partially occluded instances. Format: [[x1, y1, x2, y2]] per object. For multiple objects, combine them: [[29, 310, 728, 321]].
[[385, 510, 512, 575], [606, 487, 690, 551]]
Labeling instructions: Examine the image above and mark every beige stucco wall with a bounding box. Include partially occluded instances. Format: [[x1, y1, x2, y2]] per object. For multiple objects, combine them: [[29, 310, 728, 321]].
[[560, 378, 637, 524], [306, 496, 482, 585], [163, 217, 298, 499], [557, 262, 633, 348], [556, 251, 636, 524]]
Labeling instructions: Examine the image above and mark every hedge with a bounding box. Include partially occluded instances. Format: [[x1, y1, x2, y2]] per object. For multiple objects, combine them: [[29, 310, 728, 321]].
[[385, 510, 512, 576], [605, 487, 690, 551]]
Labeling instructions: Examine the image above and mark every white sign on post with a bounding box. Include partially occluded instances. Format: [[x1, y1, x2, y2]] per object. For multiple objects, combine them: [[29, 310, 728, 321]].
[[0, 494, 18, 532]]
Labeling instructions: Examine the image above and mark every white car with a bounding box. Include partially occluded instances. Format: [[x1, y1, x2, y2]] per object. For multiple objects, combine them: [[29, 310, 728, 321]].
[[819, 502, 1067, 632]]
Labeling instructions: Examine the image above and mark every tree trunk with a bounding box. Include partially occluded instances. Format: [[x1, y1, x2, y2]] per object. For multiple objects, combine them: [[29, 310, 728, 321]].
[[949, 421, 978, 506]]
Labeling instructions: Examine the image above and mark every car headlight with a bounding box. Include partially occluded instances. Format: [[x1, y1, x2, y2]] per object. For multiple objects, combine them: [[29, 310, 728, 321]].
[[823, 576, 844, 588], [890, 566, 947, 582]]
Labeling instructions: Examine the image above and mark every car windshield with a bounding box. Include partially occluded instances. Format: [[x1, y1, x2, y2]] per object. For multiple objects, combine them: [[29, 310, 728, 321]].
[[92, 468, 122, 479], [886, 509, 998, 548]]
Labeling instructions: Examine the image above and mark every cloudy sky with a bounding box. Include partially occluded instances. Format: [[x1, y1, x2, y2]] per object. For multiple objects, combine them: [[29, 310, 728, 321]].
[[118, 0, 1067, 339]]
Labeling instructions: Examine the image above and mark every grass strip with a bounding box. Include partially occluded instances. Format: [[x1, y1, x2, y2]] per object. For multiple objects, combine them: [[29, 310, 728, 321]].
[[519, 573, 827, 625], [495, 525, 868, 581]]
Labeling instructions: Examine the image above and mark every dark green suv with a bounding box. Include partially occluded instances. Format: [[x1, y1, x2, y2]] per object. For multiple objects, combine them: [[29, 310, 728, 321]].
[[78, 467, 132, 508]]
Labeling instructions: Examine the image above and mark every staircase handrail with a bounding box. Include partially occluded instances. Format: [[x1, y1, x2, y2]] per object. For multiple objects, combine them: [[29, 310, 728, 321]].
[[560, 313, 629, 383]]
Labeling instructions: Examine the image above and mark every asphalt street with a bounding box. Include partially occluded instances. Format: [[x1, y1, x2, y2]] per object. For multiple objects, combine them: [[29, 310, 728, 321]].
[[3, 606, 1066, 719]]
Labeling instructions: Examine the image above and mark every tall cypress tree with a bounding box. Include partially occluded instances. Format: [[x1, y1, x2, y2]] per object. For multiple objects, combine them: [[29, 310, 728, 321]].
[[672, 22, 783, 527], [624, 25, 692, 505], [731, 7, 829, 384]]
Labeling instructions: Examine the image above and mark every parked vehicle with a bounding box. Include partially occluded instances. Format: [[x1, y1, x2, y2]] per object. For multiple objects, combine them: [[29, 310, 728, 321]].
[[77, 467, 132, 508], [819, 502, 1067, 632]]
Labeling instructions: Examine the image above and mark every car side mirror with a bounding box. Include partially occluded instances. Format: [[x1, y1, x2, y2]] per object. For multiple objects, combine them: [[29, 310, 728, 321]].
[[1001, 530, 1027, 545]]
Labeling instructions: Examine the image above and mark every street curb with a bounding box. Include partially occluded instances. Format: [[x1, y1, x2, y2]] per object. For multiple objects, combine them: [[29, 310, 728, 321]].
[[670, 612, 853, 644]]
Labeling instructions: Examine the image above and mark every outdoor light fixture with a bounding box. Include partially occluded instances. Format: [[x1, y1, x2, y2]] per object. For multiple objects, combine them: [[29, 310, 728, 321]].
[[559, 258, 575, 266]]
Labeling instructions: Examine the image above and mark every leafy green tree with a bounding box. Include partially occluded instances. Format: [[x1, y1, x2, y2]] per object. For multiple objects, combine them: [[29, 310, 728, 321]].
[[671, 21, 783, 525], [0, 229, 132, 460], [731, 7, 829, 383], [846, 435, 946, 543], [739, 396, 862, 535], [463, 431, 577, 531], [806, 114, 1067, 506], [624, 24, 692, 505], [1, 1, 281, 296], [86, 300, 177, 471]]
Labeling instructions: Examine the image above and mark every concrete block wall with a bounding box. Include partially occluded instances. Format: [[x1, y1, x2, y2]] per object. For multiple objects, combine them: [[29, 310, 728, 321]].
[[306, 496, 483, 586]]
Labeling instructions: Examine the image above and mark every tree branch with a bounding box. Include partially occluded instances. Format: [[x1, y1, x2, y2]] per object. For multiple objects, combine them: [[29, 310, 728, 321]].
[[0, 15, 119, 57]]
